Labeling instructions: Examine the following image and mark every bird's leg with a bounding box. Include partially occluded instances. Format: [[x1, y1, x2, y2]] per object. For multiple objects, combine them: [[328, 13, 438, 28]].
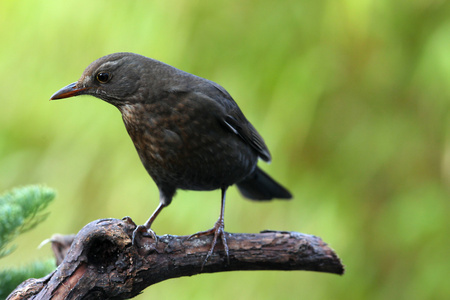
[[187, 188, 229, 267], [132, 202, 165, 245]]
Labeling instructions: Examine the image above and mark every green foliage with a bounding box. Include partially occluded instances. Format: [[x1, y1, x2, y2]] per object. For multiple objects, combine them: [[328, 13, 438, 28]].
[[0, 186, 55, 298], [0, 259, 55, 299], [0, 186, 55, 258]]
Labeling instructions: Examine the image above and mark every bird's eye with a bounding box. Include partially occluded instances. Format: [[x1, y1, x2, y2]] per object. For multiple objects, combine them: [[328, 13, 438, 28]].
[[96, 72, 110, 83]]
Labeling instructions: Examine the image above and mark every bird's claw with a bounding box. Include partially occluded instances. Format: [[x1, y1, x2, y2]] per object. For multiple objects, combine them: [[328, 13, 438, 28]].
[[131, 224, 158, 246], [204, 226, 229, 269], [187, 219, 230, 269]]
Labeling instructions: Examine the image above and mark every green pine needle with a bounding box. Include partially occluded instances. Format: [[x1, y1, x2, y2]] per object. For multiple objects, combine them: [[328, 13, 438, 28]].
[[0, 258, 55, 299], [0, 185, 56, 258]]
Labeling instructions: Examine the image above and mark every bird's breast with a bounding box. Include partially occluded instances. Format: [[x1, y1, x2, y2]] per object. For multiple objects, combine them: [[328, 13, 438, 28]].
[[119, 99, 257, 190]]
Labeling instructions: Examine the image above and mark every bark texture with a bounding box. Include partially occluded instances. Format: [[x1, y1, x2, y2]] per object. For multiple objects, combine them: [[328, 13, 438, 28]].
[[7, 218, 344, 299]]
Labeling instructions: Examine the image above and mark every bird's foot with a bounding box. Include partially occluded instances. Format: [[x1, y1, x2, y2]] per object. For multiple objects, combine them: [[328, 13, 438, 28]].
[[187, 218, 229, 268], [131, 224, 158, 246], [122, 216, 157, 245]]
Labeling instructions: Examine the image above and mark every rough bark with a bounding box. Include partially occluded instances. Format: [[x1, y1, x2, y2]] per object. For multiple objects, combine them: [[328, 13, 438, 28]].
[[7, 218, 344, 299]]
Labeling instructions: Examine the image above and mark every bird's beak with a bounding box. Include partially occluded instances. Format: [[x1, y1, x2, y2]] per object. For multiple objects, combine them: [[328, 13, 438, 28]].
[[50, 82, 89, 100]]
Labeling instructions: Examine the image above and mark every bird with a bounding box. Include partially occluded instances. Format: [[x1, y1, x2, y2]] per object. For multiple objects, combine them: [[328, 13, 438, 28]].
[[50, 52, 292, 264]]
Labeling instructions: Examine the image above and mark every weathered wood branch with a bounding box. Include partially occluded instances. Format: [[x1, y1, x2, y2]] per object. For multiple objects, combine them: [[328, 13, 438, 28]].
[[8, 218, 344, 299]]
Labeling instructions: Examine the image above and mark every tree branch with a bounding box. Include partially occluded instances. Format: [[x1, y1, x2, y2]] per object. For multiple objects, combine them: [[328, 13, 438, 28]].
[[7, 218, 344, 299]]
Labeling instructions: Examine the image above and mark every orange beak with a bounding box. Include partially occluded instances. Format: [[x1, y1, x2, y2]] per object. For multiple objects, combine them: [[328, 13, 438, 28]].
[[50, 82, 89, 100]]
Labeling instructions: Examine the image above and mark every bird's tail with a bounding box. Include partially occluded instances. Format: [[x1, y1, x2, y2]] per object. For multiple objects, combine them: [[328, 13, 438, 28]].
[[236, 166, 292, 201]]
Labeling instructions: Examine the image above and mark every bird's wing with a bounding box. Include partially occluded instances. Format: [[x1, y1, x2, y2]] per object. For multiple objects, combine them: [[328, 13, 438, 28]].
[[222, 112, 271, 162], [202, 82, 272, 162]]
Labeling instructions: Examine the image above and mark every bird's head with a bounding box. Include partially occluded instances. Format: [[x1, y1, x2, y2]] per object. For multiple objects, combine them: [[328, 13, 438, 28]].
[[50, 52, 161, 106]]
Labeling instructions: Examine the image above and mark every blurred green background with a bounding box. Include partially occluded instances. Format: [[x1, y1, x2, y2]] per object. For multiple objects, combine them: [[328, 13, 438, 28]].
[[0, 0, 449, 299]]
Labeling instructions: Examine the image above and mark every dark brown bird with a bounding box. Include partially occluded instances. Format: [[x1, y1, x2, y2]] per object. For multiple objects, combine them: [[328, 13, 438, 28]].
[[50, 52, 291, 263]]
